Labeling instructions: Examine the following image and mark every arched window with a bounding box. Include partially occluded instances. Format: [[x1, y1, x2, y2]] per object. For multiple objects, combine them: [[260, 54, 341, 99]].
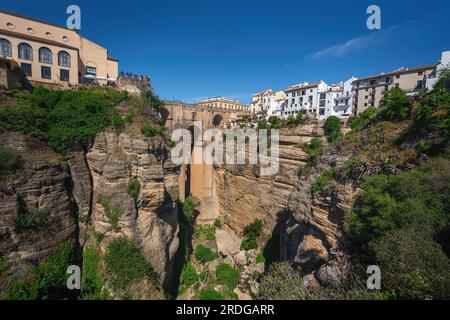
[[0, 39, 12, 57], [39, 47, 52, 64], [58, 51, 70, 67], [18, 43, 33, 61]]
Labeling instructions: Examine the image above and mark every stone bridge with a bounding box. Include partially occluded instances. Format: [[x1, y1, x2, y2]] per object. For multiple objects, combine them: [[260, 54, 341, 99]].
[[161, 100, 247, 132], [162, 101, 250, 224]]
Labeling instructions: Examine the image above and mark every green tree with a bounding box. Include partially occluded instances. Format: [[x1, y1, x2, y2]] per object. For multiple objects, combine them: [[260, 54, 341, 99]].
[[324, 116, 342, 142], [381, 88, 409, 121], [198, 287, 224, 300], [194, 245, 218, 263]]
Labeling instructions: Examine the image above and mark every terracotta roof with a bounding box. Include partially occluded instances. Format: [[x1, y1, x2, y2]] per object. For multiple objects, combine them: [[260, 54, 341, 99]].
[[355, 64, 437, 82], [286, 81, 321, 92]]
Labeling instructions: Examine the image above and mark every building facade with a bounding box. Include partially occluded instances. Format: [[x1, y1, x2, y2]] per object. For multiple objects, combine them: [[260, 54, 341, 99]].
[[198, 97, 250, 112], [283, 81, 327, 119], [426, 51, 450, 90], [0, 10, 118, 86], [352, 64, 436, 116], [322, 77, 357, 119]]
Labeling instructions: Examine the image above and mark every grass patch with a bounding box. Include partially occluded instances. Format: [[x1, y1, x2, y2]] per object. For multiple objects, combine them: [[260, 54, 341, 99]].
[[240, 219, 263, 251], [215, 263, 241, 290], [310, 168, 337, 196], [194, 244, 218, 263], [127, 178, 141, 200]]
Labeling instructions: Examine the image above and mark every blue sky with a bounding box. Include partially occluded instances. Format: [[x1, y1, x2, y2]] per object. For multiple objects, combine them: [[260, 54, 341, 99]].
[[2, 0, 450, 103]]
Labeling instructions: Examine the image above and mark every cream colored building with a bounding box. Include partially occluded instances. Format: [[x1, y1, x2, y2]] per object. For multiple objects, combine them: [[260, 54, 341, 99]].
[[198, 97, 250, 112], [352, 64, 436, 116], [0, 10, 118, 86]]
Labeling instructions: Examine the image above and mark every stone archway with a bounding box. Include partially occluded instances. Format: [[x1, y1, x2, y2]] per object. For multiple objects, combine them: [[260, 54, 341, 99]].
[[212, 114, 223, 128]]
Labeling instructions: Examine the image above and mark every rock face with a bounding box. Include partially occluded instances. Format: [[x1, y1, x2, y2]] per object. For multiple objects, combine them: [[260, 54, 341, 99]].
[[85, 131, 179, 289], [214, 123, 324, 235], [0, 132, 77, 292], [281, 154, 355, 274]]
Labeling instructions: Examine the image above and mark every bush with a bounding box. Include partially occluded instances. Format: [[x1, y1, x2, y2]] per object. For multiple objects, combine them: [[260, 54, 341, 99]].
[[198, 287, 224, 300], [182, 196, 199, 223], [0, 254, 9, 276], [380, 88, 409, 121], [324, 116, 341, 142], [0, 147, 22, 179], [215, 263, 241, 290], [181, 263, 198, 288], [127, 179, 141, 200], [98, 196, 124, 232], [344, 159, 450, 253], [0, 86, 129, 155], [374, 227, 450, 299], [15, 210, 48, 233], [4, 243, 75, 300], [104, 237, 154, 290], [310, 168, 336, 196], [213, 219, 222, 229], [302, 138, 322, 170], [194, 245, 218, 263], [141, 124, 165, 138], [82, 246, 103, 299], [286, 112, 304, 126], [240, 219, 263, 251], [257, 262, 310, 300], [350, 107, 379, 130]]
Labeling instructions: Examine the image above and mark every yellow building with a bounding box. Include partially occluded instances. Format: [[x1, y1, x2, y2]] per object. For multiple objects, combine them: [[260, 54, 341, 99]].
[[352, 64, 436, 116], [198, 97, 250, 112], [0, 10, 118, 86]]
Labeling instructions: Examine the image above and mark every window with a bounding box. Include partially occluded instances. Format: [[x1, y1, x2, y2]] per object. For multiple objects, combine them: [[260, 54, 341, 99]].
[[21, 63, 32, 76], [60, 69, 70, 82], [41, 66, 51, 79], [0, 38, 12, 57], [27, 27, 34, 34], [418, 71, 423, 76], [396, 75, 400, 79], [395, 83, 400, 88], [58, 51, 71, 67], [86, 66, 97, 76], [18, 43, 33, 61], [39, 47, 52, 64], [417, 80, 423, 89]]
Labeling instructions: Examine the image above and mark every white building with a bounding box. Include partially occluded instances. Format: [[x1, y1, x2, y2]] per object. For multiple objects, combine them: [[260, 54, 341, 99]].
[[321, 77, 357, 119], [283, 81, 327, 119], [251, 89, 273, 114], [426, 51, 450, 90]]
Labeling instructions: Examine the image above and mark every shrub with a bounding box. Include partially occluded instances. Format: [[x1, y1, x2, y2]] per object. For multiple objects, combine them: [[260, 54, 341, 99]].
[[215, 263, 241, 290], [104, 237, 154, 290], [310, 168, 336, 196], [344, 159, 450, 253], [82, 246, 103, 299], [141, 124, 165, 138], [286, 112, 304, 126], [380, 88, 409, 121], [203, 225, 216, 241], [374, 227, 450, 299], [0, 147, 22, 179], [350, 107, 379, 130], [124, 114, 134, 125], [98, 196, 124, 232], [198, 287, 224, 300], [127, 179, 141, 200], [4, 243, 75, 300], [0, 254, 9, 276], [181, 263, 198, 288], [240, 219, 263, 251], [256, 252, 266, 264], [194, 245, 218, 263], [324, 116, 342, 142], [302, 138, 323, 169], [15, 210, 48, 233], [112, 109, 124, 132], [0, 86, 129, 155], [213, 218, 222, 229], [257, 262, 310, 300], [182, 196, 199, 223]]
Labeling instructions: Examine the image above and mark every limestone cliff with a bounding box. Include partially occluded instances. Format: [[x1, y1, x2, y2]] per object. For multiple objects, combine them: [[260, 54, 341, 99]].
[[215, 122, 325, 235], [83, 131, 180, 289], [0, 132, 78, 292]]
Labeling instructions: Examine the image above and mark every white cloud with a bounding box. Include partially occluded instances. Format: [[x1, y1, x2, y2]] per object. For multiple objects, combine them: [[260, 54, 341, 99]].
[[307, 26, 398, 60]]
